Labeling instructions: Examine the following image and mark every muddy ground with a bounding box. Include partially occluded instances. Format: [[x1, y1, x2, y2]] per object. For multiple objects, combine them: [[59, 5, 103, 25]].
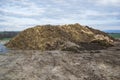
[[0, 41, 120, 80]]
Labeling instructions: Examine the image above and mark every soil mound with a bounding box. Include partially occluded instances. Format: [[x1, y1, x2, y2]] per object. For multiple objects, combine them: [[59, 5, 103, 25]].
[[5, 23, 114, 50]]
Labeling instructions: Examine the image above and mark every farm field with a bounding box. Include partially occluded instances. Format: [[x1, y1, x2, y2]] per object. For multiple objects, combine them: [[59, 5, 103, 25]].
[[108, 33, 120, 38]]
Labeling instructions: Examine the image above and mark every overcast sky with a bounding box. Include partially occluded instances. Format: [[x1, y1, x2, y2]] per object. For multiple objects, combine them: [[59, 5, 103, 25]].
[[0, 0, 120, 31]]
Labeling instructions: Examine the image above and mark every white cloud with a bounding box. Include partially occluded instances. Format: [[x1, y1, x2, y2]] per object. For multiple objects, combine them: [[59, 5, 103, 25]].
[[0, 16, 40, 27], [51, 0, 66, 3], [0, 0, 45, 16], [0, 8, 45, 17], [64, 10, 120, 20], [51, 0, 69, 4], [0, 0, 120, 31], [0, 15, 78, 26], [81, 10, 119, 18], [90, 0, 120, 6]]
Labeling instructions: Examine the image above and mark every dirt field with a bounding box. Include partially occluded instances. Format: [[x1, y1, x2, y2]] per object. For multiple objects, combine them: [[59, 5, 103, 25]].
[[0, 41, 120, 80]]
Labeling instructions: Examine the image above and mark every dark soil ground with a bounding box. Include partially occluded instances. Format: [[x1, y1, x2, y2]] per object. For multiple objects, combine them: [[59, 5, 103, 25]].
[[0, 41, 120, 80]]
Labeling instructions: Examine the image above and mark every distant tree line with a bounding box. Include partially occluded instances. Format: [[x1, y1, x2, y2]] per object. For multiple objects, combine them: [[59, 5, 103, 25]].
[[0, 31, 20, 39]]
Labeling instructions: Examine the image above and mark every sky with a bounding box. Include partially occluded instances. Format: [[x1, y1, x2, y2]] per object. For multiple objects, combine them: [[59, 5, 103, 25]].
[[0, 0, 120, 31]]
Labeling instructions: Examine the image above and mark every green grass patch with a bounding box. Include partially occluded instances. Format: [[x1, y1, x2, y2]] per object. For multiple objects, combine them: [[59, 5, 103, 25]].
[[108, 33, 120, 38], [0, 38, 11, 41]]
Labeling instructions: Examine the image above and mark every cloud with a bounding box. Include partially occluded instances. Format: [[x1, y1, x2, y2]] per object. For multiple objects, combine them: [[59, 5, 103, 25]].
[[0, 16, 40, 26], [90, 0, 120, 6], [0, 0, 120, 31], [59, 9, 120, 21], [0, 0, 45, 17], [51, 0, 66, 4]]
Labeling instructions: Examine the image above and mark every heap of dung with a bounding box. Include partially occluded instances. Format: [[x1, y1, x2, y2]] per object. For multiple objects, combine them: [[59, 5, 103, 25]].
[[5, 23, 114, 50]]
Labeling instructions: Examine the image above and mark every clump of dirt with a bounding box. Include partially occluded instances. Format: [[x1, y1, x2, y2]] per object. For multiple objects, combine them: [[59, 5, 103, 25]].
[[5, 23, 114, 50]]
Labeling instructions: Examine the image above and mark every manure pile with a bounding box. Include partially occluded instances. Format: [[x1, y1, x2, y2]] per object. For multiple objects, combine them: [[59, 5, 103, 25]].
[[5, 23, 114, 50]]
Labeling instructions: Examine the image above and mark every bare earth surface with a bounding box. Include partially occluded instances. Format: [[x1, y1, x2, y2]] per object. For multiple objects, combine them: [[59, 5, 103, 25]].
[[0, 41, 120, 80]]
